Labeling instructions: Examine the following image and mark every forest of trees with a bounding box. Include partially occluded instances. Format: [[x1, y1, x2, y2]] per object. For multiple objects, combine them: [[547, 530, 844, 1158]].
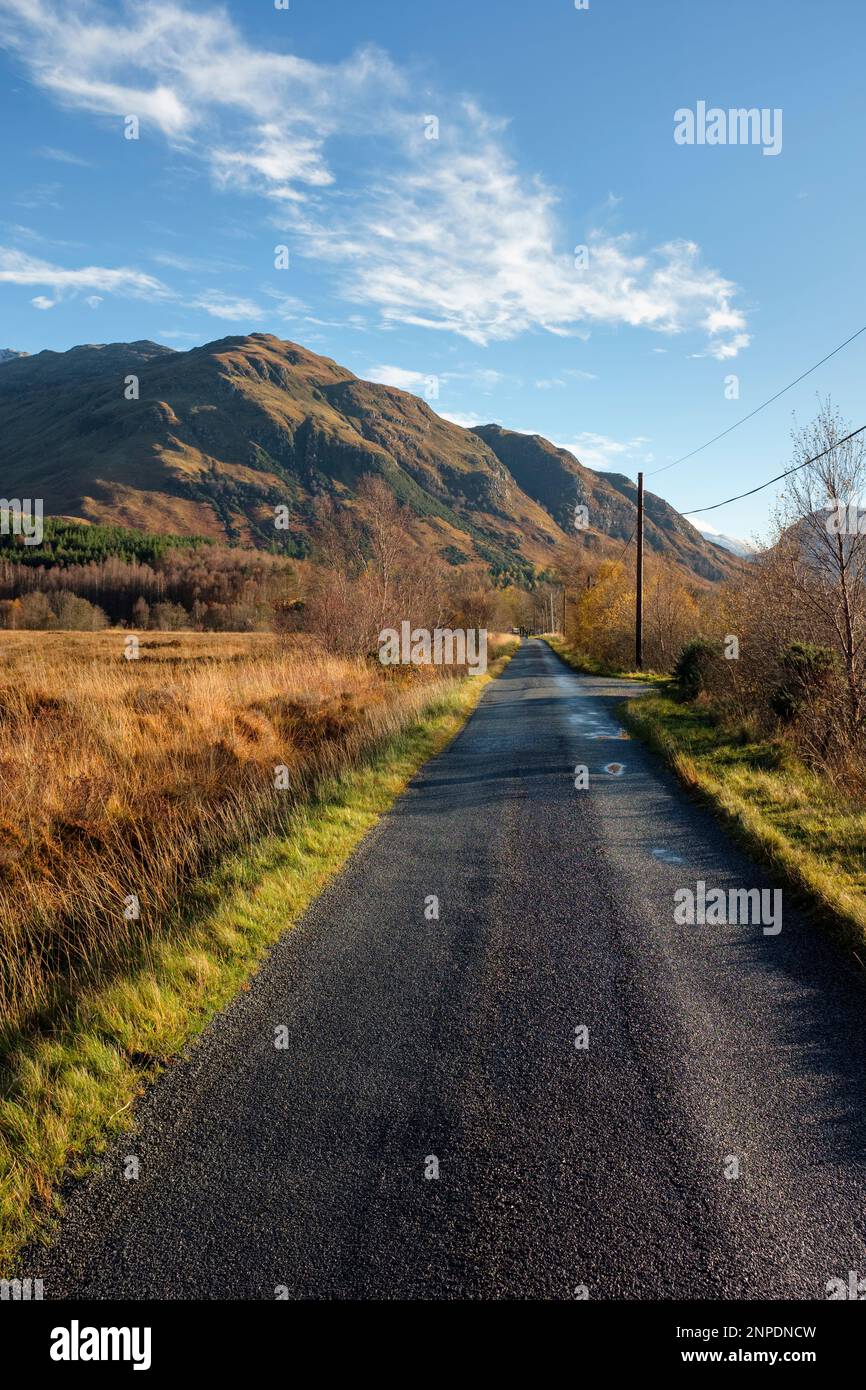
[[0, 479, 516, 639], [0, 540, 299, 631], [0, 517, 211, 568]]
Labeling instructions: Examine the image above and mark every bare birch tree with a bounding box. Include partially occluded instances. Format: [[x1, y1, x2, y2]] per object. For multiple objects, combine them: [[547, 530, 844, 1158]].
[[784, 399, 866, 735]]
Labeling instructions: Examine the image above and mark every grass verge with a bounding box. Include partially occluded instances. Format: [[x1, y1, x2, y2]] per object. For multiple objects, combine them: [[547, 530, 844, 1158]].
[[0, 644, 515, 1270], [543, 633, 666, 684], [621, 689, 866, 955]]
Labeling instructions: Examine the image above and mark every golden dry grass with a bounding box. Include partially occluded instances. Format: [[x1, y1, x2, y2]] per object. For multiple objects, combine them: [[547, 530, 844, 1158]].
[[1, 636, 514, 1267], [0, 629, 470, 1034]]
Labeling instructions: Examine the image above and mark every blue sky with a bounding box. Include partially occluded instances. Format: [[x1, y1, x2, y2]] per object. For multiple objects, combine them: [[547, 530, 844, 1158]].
[[1, 0, 864, 543]]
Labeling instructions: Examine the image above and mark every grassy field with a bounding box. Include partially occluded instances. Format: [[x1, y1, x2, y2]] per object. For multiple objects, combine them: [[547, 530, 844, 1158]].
[[621, 690, 866, 954], [0, 629, 516, 1267]]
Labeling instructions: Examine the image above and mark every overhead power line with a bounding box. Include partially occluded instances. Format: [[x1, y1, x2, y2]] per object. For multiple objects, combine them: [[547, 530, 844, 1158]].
[[608, 522, 637, 572], [649, 322, 866, 479], [681, 424, 866, 516]]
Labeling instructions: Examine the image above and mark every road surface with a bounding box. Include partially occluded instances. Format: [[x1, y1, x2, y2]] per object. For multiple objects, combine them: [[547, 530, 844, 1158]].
[[32, 639, 866, 1299]]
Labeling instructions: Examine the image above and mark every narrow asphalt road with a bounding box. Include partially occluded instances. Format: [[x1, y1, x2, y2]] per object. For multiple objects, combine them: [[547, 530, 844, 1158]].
[[33, 639, 866, 1299]]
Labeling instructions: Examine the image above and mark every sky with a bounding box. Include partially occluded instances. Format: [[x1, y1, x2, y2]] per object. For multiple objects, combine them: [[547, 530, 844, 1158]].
[[1, 0, 864, 544]]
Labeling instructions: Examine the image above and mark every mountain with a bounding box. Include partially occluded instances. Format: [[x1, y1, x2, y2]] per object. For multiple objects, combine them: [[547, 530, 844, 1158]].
[[472, 424, 737, 582], [0, 333, 740, 584], [692, 518, 755, 559], [0, 348, 28, 364]]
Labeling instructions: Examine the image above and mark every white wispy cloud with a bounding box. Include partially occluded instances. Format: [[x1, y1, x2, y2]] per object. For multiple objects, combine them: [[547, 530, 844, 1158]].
[[0, 246, 168, 300], [551, 431, 654, 472], [159, 328, 206, 340], [436, 410, 486, 428], [3, 223, 86, 251], [1, 247, 260, 319], [447, 366, 506, 389], [689, 331, 751, 361], [363, 361, 508, 396], [151, 251, 245, 274], [261, 288, 311, 319], [211, 123, 334, 198], [536, 369, 597, 388], [302, 313, 365, 330], [35, 144, 93, 167], [14, 182, 62, 210], [0, 0, 751, 356], [186, 290, 262, 320], [365, 364, 434, 391]]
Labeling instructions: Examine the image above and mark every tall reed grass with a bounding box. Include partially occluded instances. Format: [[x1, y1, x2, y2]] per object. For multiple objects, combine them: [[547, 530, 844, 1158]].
[[0, 630, 469, 1036]]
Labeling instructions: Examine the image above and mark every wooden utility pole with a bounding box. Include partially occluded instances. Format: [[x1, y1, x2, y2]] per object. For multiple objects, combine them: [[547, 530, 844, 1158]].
[[635, 471, 644, 671]]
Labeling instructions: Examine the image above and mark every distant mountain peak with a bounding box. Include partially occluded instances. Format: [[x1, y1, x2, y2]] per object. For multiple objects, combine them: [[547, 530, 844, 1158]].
[[692, 518, 755, 559], [0, 348, 28, 364]]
